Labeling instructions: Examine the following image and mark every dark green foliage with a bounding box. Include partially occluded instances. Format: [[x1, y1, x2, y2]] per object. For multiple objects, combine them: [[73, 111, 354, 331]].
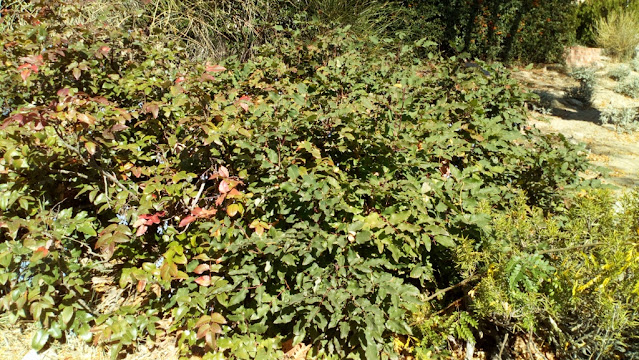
[[0, 1, 605, 359], [405, 0, 577, 63]]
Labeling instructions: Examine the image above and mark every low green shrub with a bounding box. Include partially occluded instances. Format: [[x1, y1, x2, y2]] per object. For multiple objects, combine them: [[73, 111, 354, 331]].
[[600, 106, 639, 132], [632, 58, 639, 72], [615, 74, 639, 98], [596, 8, 639, 60], [568, 67, 598, 105], [607, 64, 632, 81], [465, 189, 639, 358], [0, 1, 597, 359]]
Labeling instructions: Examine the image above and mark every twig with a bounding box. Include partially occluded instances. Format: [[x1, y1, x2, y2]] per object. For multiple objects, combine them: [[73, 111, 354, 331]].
[[56, 169, 89, 179], [191, 181, 206, 210], [498, 332, 509, 360], [103, 174, 111, 208], [539, 242, 603, 255], [425, 273, 483, 301], [102, 170, 139, 201]]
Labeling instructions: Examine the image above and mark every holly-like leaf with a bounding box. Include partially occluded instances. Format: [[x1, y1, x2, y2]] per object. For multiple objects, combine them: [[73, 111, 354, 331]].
[[219, 180, 230, 194], [193, 264, 210, 274], [85, 141, 97, 155], [179, 215, 196, 227], [210, 312, 226, 324], [135, 224, 148, 237], [32, 329, 50, 351], [73, 67, 82, 80], [20, 68, 31, 81], [195, 275, 211, 286], [137, 280, 147, 293], [219, 166, 230, 178], [205, 64, 226, 73]]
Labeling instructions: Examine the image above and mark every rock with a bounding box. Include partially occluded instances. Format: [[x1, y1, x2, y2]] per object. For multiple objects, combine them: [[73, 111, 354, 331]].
[[21, 350, 43, 360], [565, 98, 584, 108]]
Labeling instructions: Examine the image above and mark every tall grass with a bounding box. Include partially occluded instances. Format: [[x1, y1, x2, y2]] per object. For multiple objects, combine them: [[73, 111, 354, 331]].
[[596, 8, 639, 60], [79, 0, 412, 61]]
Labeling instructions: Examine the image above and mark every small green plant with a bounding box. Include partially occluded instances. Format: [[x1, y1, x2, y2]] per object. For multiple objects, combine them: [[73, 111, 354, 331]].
[[530, 90, 556, 115], [631, 58, 639, 72], [600, 106, 639, 132], [596, 8, 639, 60], [568, 66, 598, 105], [615, 74, 639, 98], [607, 64, 632, 80]]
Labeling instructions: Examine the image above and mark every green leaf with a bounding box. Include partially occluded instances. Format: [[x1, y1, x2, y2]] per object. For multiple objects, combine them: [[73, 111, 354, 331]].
[[61, 306, 74, 325], [77, 222, 97, 237], [31, 329, 49, 351]]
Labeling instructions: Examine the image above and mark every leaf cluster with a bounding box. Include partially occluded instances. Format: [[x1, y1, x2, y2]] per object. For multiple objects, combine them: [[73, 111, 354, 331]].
[[0, 1, 596, 358]]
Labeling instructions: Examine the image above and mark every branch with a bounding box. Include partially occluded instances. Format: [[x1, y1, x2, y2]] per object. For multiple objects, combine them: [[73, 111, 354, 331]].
[[425, 273, 483, 302], [539, 242, 603, 255]]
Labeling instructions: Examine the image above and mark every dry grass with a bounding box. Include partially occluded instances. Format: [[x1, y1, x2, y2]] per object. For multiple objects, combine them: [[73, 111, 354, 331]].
[[0, 304, 178, 360], [596, 8, 639, 61]]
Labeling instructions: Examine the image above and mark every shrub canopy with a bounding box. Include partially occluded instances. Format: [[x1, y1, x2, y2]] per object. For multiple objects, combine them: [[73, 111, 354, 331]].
[[0, 1, 612, 359]]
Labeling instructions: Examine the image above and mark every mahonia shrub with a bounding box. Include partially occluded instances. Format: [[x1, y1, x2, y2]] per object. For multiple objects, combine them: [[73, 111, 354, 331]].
[[0, 1, 594, 359]]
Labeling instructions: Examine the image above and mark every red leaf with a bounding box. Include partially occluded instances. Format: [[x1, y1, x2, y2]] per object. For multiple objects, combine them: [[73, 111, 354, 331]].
[[218, 180, 230, 194], [218, 166, 229, 178], [205, 64, 226, 73], [179, 215, 197, 227], [132, 217, 147, 228], [110, 123, 128, 132], [92, 96, 110, 105], [57, 88, 70, 97], [195, 275, 211, 286], [145, 103, 159, 119], [197, 323, 210, 339], [136, 224, 148, 237], [215, 193, 226, 206], [35, 246, 49, 257], [98, 46, 110, 56], [235, 95, 252, 112], [20, 54, 43, 65], [175, 76, 185, 84], [200, 73, 216, 82], [137, 280, 147, 293], [20, 68, 31, 81], [77, 113, 96, 125], [210, 322, 222, 334], [195, 207, 217, 218], [227, 188, 241, 198], [193, 264, 210, 274]]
